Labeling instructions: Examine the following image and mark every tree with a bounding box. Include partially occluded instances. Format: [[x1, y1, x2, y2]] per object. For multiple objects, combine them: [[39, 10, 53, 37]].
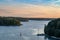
[[44, 18, 60, 37]]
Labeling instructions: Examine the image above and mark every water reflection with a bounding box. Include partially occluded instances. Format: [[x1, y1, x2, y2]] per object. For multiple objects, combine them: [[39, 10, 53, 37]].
[[0, 20, 53, 40], [44, 35, 60, 40]]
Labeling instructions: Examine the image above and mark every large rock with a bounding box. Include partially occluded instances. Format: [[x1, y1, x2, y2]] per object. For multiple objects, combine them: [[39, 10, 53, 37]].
[[44, 18, 60, 38]]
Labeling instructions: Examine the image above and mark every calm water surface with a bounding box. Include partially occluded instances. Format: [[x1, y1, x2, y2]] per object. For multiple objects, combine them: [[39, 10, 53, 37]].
[[0, 20, 58, 40]]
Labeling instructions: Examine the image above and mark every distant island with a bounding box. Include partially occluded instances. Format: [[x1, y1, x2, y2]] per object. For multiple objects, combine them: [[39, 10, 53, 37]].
[[1, 17, 57, 21], [5, 17, 29, 22], [0, 17, 21, 26], [27, 18, 56, 20]]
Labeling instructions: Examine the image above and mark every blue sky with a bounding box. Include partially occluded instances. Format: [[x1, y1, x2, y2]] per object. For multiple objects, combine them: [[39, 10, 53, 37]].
[[0, 0, 60, 18], [0, 0, 60, 5]]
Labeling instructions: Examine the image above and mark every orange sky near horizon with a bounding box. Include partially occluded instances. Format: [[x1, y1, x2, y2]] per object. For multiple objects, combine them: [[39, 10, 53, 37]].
[[0, 0, 60, 18], [0, 4, 60, 18]]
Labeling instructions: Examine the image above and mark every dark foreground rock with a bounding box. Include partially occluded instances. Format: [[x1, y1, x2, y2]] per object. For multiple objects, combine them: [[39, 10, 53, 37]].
[[44, 18, 60, 38]]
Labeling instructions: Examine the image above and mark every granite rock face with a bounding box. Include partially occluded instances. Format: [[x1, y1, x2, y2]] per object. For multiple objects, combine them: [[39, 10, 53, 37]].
[[44, 18, 60, 37]]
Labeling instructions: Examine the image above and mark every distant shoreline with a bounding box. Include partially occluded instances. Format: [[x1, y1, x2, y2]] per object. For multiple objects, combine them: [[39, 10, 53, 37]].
[[27, 18, 57, 20], [0, 17, 57, 21]]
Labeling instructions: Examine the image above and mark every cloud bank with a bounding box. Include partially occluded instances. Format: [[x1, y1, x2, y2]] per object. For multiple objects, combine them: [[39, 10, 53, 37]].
[[0, 0, 60, 18]]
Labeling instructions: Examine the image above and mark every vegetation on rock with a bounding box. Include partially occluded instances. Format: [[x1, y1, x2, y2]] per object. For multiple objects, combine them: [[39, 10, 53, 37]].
[[0, 17, 21, 26], [44, 18, 60, 37]]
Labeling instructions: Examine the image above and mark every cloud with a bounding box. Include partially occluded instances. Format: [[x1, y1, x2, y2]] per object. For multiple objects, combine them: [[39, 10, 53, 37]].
[[0, 3, 60, 18], [0, 0, 60, 18], [0, 0, 60, 6], [0, 9, 11, 13]]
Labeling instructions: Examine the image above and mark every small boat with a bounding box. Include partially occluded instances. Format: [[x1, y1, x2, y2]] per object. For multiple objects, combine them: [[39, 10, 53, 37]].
[[37, 34, 45, 36]]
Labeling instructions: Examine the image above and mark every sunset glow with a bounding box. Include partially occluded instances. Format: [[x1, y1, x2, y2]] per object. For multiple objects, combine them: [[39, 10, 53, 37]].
[[0, 0, 60, 18]]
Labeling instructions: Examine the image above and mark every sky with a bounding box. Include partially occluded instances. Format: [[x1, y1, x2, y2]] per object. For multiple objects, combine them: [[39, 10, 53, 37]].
[[0, 0, 60, 18]]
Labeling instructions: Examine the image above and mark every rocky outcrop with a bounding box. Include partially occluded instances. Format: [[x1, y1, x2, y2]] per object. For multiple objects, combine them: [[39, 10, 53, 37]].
[[44, 18, 60, 38], [0, 17, 21, 26]]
